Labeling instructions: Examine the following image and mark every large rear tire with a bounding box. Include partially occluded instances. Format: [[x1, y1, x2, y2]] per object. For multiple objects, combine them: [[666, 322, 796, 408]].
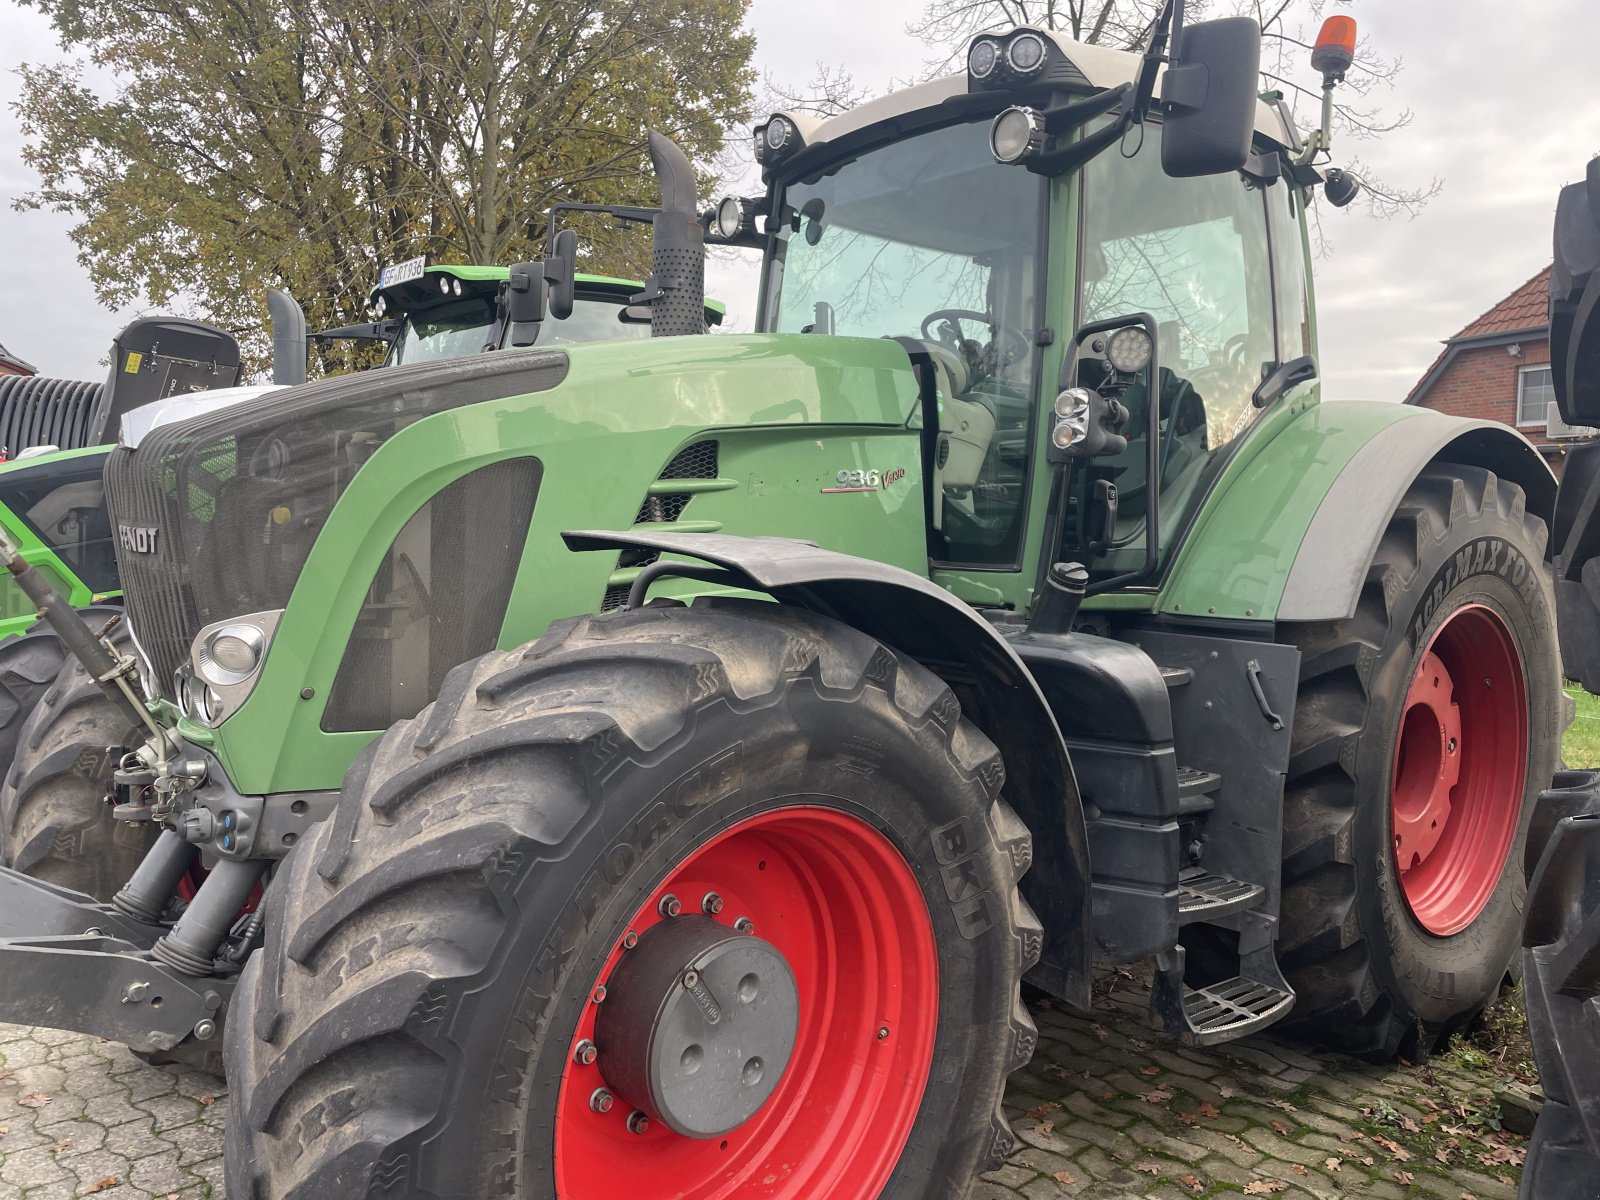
[[1279, 465, 1561, 1059], [0, 609, 156, 900], [226, 599, 1040, 1200]]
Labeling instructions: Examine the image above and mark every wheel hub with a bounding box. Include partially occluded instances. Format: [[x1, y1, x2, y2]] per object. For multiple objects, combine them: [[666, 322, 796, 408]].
[[1391, 647, 1462, 870], [596, 915, 799, 1138]]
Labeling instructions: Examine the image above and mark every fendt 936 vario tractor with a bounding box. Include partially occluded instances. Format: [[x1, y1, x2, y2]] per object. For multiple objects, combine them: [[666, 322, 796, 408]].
[[0, 8, 1567, 1198]]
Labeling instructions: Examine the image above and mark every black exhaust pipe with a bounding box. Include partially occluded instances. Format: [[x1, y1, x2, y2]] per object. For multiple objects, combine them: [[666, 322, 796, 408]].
[[645, 131, 707, 338], [267, 288, 308, 385]]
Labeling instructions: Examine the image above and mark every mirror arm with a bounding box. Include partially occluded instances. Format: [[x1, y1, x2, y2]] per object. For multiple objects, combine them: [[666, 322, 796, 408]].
[[1251, 354, 1318, 408], [1025, 99, 1135, 178]]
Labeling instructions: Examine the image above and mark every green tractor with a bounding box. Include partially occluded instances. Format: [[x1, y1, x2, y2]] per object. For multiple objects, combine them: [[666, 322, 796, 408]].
[[0, 7, 1567, 1198]]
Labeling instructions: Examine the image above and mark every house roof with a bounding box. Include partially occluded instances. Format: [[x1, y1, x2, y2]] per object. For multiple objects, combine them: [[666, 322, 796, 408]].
[[0, 340, 35, 375], [1404, 266, 1551, 406]]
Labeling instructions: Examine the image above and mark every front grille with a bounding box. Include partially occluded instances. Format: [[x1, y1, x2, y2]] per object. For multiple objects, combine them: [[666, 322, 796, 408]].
[[105, 351, 569, 695]]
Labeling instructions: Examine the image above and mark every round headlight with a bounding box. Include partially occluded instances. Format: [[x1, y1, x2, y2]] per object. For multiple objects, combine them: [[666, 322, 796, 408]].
[[764, 116, 794, 152], [990, 106, 1045, 165], [968, 38, 1000, 79], [1007, 32, 1047, 73], [1107, 326, 1154, 375], [199, 685, 223, 725], [197, 622, 266, 686], [715, 196, 744, 239]]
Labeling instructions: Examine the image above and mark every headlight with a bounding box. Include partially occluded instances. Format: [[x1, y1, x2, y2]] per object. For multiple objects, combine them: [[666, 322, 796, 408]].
[[1007, 32, 1047, 73], [197, 623, 266, 686], [187, 610, 282, 725], [452, 278, 463, 296], [968, 38, 1000, 79], [990, 106, 1047, 165], [714, 196, 746, 239], [765, 116, 795, 152], [1052, 388, 1093, 449], [1107, 326, 1154, 375], [756, 115, 804, 167]]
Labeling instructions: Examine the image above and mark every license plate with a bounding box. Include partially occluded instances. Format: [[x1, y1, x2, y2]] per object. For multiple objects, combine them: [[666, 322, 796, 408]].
[[378, 255, 427, 288]]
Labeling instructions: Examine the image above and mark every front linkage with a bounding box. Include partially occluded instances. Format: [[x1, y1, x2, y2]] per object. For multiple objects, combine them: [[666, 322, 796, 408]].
[[0, 529, 315, 1054]]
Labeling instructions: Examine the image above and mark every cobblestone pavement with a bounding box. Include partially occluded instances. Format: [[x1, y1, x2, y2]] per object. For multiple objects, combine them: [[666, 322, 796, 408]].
[[0, 973, 1529, 1199]]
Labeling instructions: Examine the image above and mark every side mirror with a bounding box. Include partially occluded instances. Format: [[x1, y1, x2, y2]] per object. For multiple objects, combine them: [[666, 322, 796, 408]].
[[545, 229, 577, 321], [503, 262, 547, 348], [1160, 17, 1262, 178]]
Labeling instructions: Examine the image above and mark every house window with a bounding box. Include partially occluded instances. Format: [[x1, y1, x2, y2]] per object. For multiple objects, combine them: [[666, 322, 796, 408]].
[[1518, 365, 1554, 428]]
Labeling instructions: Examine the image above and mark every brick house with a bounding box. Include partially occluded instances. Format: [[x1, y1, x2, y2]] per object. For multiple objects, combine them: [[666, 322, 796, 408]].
[[0, 341, 36, 378], [1404, 266, 1588, 478]]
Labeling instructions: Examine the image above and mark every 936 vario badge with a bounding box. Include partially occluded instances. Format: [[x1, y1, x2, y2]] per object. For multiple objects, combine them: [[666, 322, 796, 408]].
[[822, 467, 906, 494]]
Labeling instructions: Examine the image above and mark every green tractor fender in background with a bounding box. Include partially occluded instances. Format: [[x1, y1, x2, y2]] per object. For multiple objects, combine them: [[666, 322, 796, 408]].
[[1147, 396, 1556, 623]]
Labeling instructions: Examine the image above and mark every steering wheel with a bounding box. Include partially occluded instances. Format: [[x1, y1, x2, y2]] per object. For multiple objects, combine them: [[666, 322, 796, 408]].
[[919, 309, 1030, 379]]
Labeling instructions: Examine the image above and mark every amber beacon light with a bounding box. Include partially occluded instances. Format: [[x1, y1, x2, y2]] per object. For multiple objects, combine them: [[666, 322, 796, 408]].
[[1310, 15, 1357, 78]]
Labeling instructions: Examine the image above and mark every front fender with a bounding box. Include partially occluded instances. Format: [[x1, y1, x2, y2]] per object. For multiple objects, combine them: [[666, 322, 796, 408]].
[[563, 529, 1093, 1007], [1156, 401, 1555, 623]]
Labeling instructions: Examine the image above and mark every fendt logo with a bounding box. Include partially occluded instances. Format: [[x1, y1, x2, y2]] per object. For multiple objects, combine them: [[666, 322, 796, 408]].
[[117, 524, 160, 555]]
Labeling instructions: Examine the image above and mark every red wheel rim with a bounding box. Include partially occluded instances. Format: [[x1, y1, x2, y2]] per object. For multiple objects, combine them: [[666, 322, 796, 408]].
[[1389, 603, 1527, 936], [554, 806, 940, 1199]]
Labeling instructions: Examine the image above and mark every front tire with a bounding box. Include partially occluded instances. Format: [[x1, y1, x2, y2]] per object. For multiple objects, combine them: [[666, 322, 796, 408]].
[[226, 599, 1040, 1200], [0, 609, 155, 899], [1279, 465, 1561, 1058]]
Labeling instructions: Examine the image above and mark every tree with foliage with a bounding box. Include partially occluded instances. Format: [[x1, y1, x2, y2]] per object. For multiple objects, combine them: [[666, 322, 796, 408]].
[[12, 0, 754, 364], [906, 0, 1439, 225]]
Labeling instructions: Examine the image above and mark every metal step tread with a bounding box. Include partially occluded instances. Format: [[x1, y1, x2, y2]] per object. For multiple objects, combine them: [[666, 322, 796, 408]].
[[1160, 665, 1194, 688], [1182, 975, 1294, 1042], [1176, 766, 1223, 815], [1178, 872, 1264, 920]]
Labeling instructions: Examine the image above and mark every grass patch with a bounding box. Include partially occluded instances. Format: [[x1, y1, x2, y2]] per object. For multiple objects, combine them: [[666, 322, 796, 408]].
[[1564, 685, 1600, 767], [1455, 982, 1538, 1086]]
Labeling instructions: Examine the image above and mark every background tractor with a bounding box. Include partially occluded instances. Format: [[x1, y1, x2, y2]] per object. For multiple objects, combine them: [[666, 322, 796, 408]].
[[1516, 157, 1600, 1200], [0, 7, 1570, 1199]]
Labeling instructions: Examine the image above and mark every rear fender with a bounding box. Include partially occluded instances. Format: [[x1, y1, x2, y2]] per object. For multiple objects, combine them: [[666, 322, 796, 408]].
[[1278, 416, 1555, 622], [563, 529, 1093, 1007]]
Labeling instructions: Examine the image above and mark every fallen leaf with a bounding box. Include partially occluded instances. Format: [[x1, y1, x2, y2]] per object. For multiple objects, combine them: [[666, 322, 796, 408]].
[[1291, 1164, 1308, 1176], [1101, 1090, 1117, 1101], [1179, 1175, 1204, 1193], [1242, 1181, 1288, 1196], [16, 1093, 50, 1109], [1137, 1163, 1162, 1175], [1271, 1099, 1298, 1112], [200, 1093, 217, 1106], [1269, 1119, 1290, 1135], [1219, 1086, 1235, 1099], [1324, 1157, 1341, 1173], [1397, 1171, 1415, 1185], [1372, 1134, 1412, 1162], [1435, 1147, 1452, 1165], [1401, 1116, 1422, 1134], [1025, 1102, 1060, 1119], [1129, 1037, 1150, 1050], [1139, 1065, 1161, 1077], [1199, 1101, 1220, 1119], [1053, 1170, 1074, 1184], [1338, 1130, 1366, 1143], [51, 1141, 72, 1154], [1032, 1122, 1054, 1136], [1177, 1111, 1199, 1125], [1090, 1024, 1110, 1040], [81, 1179, 118, 1196], [1141, 1089, 1173, 1104], [1460, 1193, 1478, 1200]]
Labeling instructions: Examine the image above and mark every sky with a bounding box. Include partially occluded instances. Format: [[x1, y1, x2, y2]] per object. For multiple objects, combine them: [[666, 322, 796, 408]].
[[2, 0, 1599, 402]]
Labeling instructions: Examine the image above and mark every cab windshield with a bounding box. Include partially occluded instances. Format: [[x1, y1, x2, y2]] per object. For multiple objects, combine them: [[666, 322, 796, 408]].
[[389, 297, 498, 365], [765, 119, 1047, 566]]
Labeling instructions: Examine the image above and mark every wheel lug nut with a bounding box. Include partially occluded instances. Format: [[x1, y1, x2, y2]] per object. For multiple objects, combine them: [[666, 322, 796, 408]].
[[683, 968, 701, 990], [622, 930, 639, 950], [626, 1109, 651, 1134], [702, 892, 724, 916], [573, 1039, 598, 1066], [658, 894, 682, 918], [592, 984, 608, 1004], [734, 917, 755, 934], [590, 1088, 614, 1114], [877, 1025, 890, 1040]]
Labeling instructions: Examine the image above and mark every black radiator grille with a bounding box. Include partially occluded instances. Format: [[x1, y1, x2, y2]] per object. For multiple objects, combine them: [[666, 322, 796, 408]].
[[105, 351, 569, 695]]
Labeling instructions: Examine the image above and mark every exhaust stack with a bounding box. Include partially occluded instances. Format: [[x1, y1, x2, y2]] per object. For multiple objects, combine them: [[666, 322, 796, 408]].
[[267, 289, 308, 385], [645, 131, 707, 338]]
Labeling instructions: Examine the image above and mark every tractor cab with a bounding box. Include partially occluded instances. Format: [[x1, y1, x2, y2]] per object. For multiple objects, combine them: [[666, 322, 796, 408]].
[[740, 21, 1318, 602]]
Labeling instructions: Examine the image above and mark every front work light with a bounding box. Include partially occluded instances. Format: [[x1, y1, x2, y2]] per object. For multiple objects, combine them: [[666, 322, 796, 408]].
[[755, 115, 805, 169], [990, 106, 1048, 165], [969, 38, 1000, 79], [1007, 32, 1047, 73], [1106, 326, 1153, 375]]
